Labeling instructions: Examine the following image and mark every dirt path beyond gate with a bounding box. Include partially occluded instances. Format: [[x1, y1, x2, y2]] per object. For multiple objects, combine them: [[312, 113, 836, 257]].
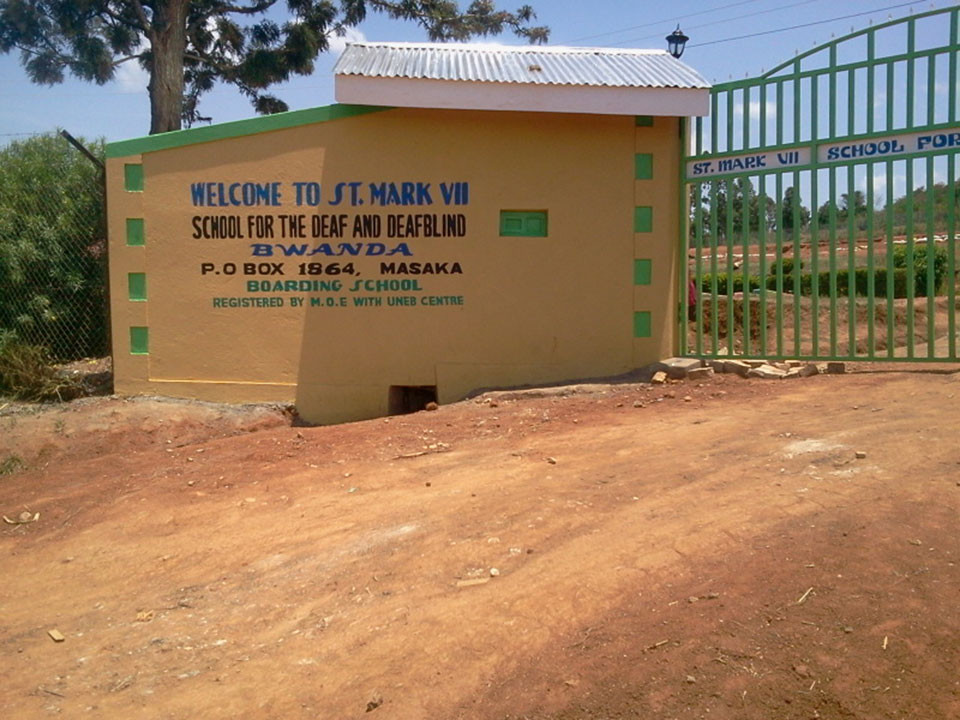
[[2, 369, 959, 719]]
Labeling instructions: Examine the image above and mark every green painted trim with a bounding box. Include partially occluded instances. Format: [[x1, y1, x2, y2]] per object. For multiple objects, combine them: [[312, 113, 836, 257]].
[[633, 311, 652, 338], [126, 218, 145, 246], [759, 6, 951, 82], [703, 6, 954, 91], [633, 259, 652, 285], [499, 210, 548, 237], [106, 104, 390, 158], [128, 273, 147, 301], [130, 326, 149, 355], [635, 116, 654, 127], [634, 206, 653, 233], [124, 163, 143, 191], [634, 153, 654, 180], [717, 45, 960, 93]]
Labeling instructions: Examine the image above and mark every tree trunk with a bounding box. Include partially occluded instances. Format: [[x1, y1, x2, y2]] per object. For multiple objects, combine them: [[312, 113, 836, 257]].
[[148, 1, 189, 135]]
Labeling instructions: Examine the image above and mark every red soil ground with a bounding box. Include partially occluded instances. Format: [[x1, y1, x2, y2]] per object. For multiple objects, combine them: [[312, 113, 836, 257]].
[[2, 367, 959, 719]]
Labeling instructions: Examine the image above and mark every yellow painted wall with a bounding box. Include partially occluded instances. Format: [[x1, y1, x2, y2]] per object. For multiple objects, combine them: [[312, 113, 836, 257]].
[[107, 107, 681, 424]]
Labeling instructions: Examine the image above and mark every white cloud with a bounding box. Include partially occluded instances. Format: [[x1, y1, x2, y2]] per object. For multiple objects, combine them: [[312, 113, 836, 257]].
[[113, 55, 149, 94], [732, 98, 777, 118], [327, 27, 366, 55]]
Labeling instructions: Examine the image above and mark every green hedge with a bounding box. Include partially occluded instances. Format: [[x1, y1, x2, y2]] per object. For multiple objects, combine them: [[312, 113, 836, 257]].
[[699, 246, 949, 298]]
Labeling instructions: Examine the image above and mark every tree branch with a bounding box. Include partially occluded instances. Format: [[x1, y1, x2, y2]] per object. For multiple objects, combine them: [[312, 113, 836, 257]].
[[112, 53, 148, 66], [210, 0, 280, 16], [125, 0, 154, 41], [102, 4, 148, 34]]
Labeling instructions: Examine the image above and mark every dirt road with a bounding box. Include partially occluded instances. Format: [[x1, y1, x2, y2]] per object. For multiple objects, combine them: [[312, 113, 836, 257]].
[[2, 369, 958, 719]]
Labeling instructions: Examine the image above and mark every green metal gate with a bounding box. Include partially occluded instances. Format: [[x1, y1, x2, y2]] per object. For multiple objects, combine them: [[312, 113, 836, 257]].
[[681, 6, 960, 362]]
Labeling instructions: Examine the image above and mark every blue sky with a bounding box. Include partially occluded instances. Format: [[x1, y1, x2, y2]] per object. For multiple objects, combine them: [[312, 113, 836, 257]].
[[0, 0, 949, 145]]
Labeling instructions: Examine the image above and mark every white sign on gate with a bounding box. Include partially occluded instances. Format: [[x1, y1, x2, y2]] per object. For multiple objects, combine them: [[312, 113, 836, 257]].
[[686, 147, 812, 179], [686, 127, 960, 181], [818, 127, 960, 163]]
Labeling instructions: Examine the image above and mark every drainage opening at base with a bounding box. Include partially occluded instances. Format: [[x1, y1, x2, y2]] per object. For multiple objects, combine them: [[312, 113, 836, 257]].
[[388, 385, 438, 415]]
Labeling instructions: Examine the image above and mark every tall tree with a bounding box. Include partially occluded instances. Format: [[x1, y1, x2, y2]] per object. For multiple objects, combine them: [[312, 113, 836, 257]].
[[0, 1, 549, 134], [781, 185, 810, 231]]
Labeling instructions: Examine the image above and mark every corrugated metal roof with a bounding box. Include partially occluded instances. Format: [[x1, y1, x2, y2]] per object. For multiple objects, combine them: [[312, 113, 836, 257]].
[[334, 42, 710, 89]]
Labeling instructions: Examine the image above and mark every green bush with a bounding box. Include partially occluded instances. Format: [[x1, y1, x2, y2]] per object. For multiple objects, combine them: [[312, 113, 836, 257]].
[[890, 244, 949, 296], [0, 133, 107, 361]]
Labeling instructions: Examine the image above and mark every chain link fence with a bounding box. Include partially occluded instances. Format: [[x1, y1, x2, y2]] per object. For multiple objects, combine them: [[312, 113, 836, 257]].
[[0, 132, 109, 362]]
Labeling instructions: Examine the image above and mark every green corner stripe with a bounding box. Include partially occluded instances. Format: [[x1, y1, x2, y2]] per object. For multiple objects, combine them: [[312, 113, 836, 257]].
[[128, 273, 147, 301], [633, 311, 652, 338], [633, 259, 652, 285], [130, 326, 149, 355], [635, 115, 654, 127], [634, 206, 653, 233], [124, 163, 143, 191], [107, 104, 390, 158], [635, 153, 653, 180], [126, 218, 145, 246]]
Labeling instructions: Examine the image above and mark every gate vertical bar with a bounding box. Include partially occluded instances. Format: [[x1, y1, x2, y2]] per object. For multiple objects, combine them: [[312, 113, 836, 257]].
[[885, 60, 896, 358], [949, 155, 957, 359], [906, 157, 915, 358], [925, 54, 937, 357], [866, 30, 876, 358], [759, 82, 769, 355], [950, 8, 958, 359], [810, 73, 821, 357], [742, 87, 752, 355], [710, 91, 720, 354], [725, 177, 735, 352], [679, 118, 690, 356], [924, 156, 935, 358], [793, 61, 803, 357], [885, 158, 896, 358], [726, 90, 736, 352], [776, 80, 785, 356], [829, 43, 839, 356], [846, 67, 857, 357], [905, 18, 917, 357], [695, 180, 705, 355], [710, 179, 720, 353]]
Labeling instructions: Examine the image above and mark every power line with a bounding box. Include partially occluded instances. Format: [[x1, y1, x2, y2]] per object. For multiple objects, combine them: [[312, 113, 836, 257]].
[[606, 0, 830, 47], [559, 0, 764, 44], [688, 0, 921, 48]]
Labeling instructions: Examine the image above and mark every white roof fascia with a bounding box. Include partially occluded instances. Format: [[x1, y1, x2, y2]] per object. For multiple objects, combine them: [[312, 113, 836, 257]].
[[335, 75, 710, 117]]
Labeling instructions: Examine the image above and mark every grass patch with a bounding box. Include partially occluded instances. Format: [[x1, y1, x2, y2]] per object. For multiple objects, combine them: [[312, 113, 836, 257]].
[[0, 454, 25, 476], [0, 336, 81, 402]]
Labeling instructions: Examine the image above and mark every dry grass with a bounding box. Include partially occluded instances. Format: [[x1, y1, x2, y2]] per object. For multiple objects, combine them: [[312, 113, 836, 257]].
[[0, 340, 82, 402], [688, 293, 960, 358]]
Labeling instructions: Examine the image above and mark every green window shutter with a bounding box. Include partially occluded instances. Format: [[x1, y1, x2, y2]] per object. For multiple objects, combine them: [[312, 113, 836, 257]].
[[124, 163, 144, 192], [500, 211, 548, 237], [635, 153, 654, 180], [126, 218, 145, 246], [130, 326, 149, 355], [633, 259, 652, 285], [128, 273, 147, 301], [634, 206, 653, 233], [633, 311, 652, 338]]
